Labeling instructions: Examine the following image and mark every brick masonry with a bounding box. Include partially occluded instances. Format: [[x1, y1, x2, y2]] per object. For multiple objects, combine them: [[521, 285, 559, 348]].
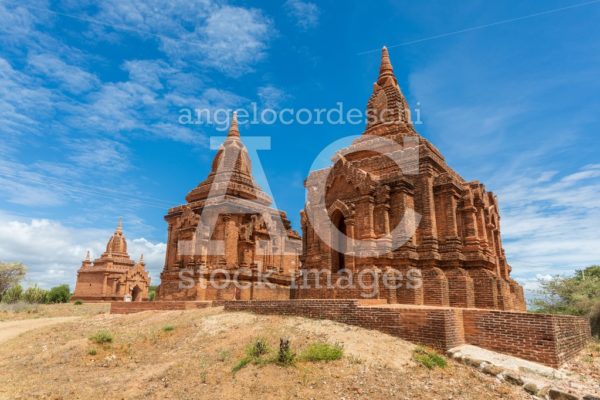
[[220, 299, 590, 368]]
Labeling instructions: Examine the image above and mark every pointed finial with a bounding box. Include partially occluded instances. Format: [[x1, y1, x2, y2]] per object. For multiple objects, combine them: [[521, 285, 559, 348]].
[[378, 46, 395, 85], [140, 254, 144, 263], [85, 250, 91, 261], [116, 217, 123, 233], [228, 111, 240, 137]]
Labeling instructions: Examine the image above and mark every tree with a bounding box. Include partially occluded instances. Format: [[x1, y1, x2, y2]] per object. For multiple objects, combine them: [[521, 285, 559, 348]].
[[533, 265, 600, 337], [148, 285, 157, 301], [47, 284, 71, 303], [1, 284, 23, 303], [0, 262, 26, 301], [23, 285, 49, 304]]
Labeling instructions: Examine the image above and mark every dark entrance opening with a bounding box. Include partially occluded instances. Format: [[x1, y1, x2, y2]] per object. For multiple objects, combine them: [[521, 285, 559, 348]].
[[331, 211, 347, 273], [131, 285, 142, 302]]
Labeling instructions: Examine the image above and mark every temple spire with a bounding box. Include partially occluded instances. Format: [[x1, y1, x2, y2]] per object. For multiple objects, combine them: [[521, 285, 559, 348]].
[[228, 112, 240, 138], [85, 250, 91, 261], [378, 46, 396, 85], [139, 254, 144, 263], [116, 217, 123, 233]]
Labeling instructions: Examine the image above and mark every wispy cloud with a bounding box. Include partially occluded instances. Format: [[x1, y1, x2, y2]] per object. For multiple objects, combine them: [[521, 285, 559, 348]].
[[257, 85, 289, 109], [78, 0, 274, 76], [284, 0, 320, 30], [27, 52, 99, 93]]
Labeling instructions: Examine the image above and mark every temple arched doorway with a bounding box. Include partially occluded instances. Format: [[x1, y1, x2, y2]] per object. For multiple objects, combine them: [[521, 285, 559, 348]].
[[331, 211, 347, 273], [131, 285, 142, 302]]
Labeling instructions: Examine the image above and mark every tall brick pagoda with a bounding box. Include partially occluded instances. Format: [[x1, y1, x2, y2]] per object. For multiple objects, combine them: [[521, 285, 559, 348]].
[[298, 47, 526, 311], [72, 220, 151, 302], [156, 114, 302, 301]]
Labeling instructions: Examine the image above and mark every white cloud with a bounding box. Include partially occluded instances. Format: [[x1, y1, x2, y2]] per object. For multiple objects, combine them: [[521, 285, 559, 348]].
[[66, 138, 131, 172], [257, 85, 289, 109], [284, 0, 320, 30], [87, 0, 274, 76], [0, 213, 165, 289], [498, 165, 600, 283], [27, 53, 99, 93], [189, 5, 273, 76]]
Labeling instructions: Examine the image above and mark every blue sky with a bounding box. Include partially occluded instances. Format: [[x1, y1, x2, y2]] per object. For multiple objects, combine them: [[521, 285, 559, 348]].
[[0, 0, 599, 294]]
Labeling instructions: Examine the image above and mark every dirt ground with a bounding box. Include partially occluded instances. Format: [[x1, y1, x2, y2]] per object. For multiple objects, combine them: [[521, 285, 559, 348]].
[[0, 317, 81, 344], [0, 306, 532, 400]]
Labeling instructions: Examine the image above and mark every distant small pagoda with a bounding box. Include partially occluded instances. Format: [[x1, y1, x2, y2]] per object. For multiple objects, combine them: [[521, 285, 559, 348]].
[[72, 219, 151, 302]]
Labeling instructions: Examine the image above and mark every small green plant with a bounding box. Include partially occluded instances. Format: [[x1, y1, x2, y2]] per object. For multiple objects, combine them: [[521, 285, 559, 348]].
[[413, 347, 447, 369], [89, 330, 113, 344], [232, 357, 252, 373], [74, 300, 83, 305], [200, 370, 208, 384], [299, 342, 343, 362], [277, 338, 295, 365], [246, 338, 269, 358], [217, 349, 231, 362], [162, 325, 175, 332], [88, 349, 97, 356]]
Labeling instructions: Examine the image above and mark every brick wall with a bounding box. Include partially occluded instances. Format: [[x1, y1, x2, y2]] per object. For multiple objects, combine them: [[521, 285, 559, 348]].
[[222, 300, 590, 367], [462, 310, 592, 367], [110, 301, 212, 314]]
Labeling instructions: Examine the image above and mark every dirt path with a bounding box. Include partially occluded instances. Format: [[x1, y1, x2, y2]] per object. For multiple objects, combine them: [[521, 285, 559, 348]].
[[0, 317, 80, 344]]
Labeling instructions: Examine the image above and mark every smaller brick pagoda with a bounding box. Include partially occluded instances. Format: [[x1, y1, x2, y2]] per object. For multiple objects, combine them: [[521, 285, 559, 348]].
[[72, 220, 151, 302], [156, 114, 302, 301]]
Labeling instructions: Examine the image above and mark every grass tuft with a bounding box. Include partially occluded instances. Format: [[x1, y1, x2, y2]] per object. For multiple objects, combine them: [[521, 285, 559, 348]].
[[162, 325, 175, 332], [74, 300, 83, 305], [413, 347, 447, 369], [87, 349, 97, 356], [89, 330, 113, 344], [299, 342, 343, 362], [246, 338, 269, 358]]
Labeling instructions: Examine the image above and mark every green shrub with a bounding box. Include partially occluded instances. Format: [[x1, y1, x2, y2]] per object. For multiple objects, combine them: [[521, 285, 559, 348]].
[[413, 347, 447, 369], [162, 325, 175, 332], [89, 330, 113, 344], [88, 349, 97, 356], [23, 285, 48, 304], [47, 284, 71, 303], [300, 342, 343, 362], [1, 284, 23, 304], [246, 338, 269, 358], [148, 286, 157, 301], [74, 300, 83, 305], [0, 262, 26, 301]]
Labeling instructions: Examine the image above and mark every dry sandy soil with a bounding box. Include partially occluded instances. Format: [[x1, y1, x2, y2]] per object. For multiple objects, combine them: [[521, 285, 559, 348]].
[[0, 304, 597, 400]]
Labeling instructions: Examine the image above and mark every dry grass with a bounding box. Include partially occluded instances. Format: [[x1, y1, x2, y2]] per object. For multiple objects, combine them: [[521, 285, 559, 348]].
[[0, 302, 109, 321], [0, 306, 532, 400]]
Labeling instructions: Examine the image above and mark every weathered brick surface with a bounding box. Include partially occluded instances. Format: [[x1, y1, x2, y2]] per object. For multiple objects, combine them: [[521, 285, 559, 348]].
[[110, 301, 212, 314], [156, 115, 302, 301], [299, 48, 526, 311], [221, 300, 590, 367]]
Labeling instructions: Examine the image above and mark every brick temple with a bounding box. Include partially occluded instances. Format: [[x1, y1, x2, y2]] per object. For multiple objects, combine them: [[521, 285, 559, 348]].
[[297, 47, 525, 311], [110, 48, 590, 368], [156, 114, 302, 300], [72, 220, 151, 302]]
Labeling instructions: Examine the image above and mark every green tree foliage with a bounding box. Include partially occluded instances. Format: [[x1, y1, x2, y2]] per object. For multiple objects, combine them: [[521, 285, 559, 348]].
[[148, 285, 157, 301], [47, 284, 71, 303], [22, 285, 49, 304], [533, 265, 600, 337], [0, 262, 26, 301], [1, 284, 23, 303]]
